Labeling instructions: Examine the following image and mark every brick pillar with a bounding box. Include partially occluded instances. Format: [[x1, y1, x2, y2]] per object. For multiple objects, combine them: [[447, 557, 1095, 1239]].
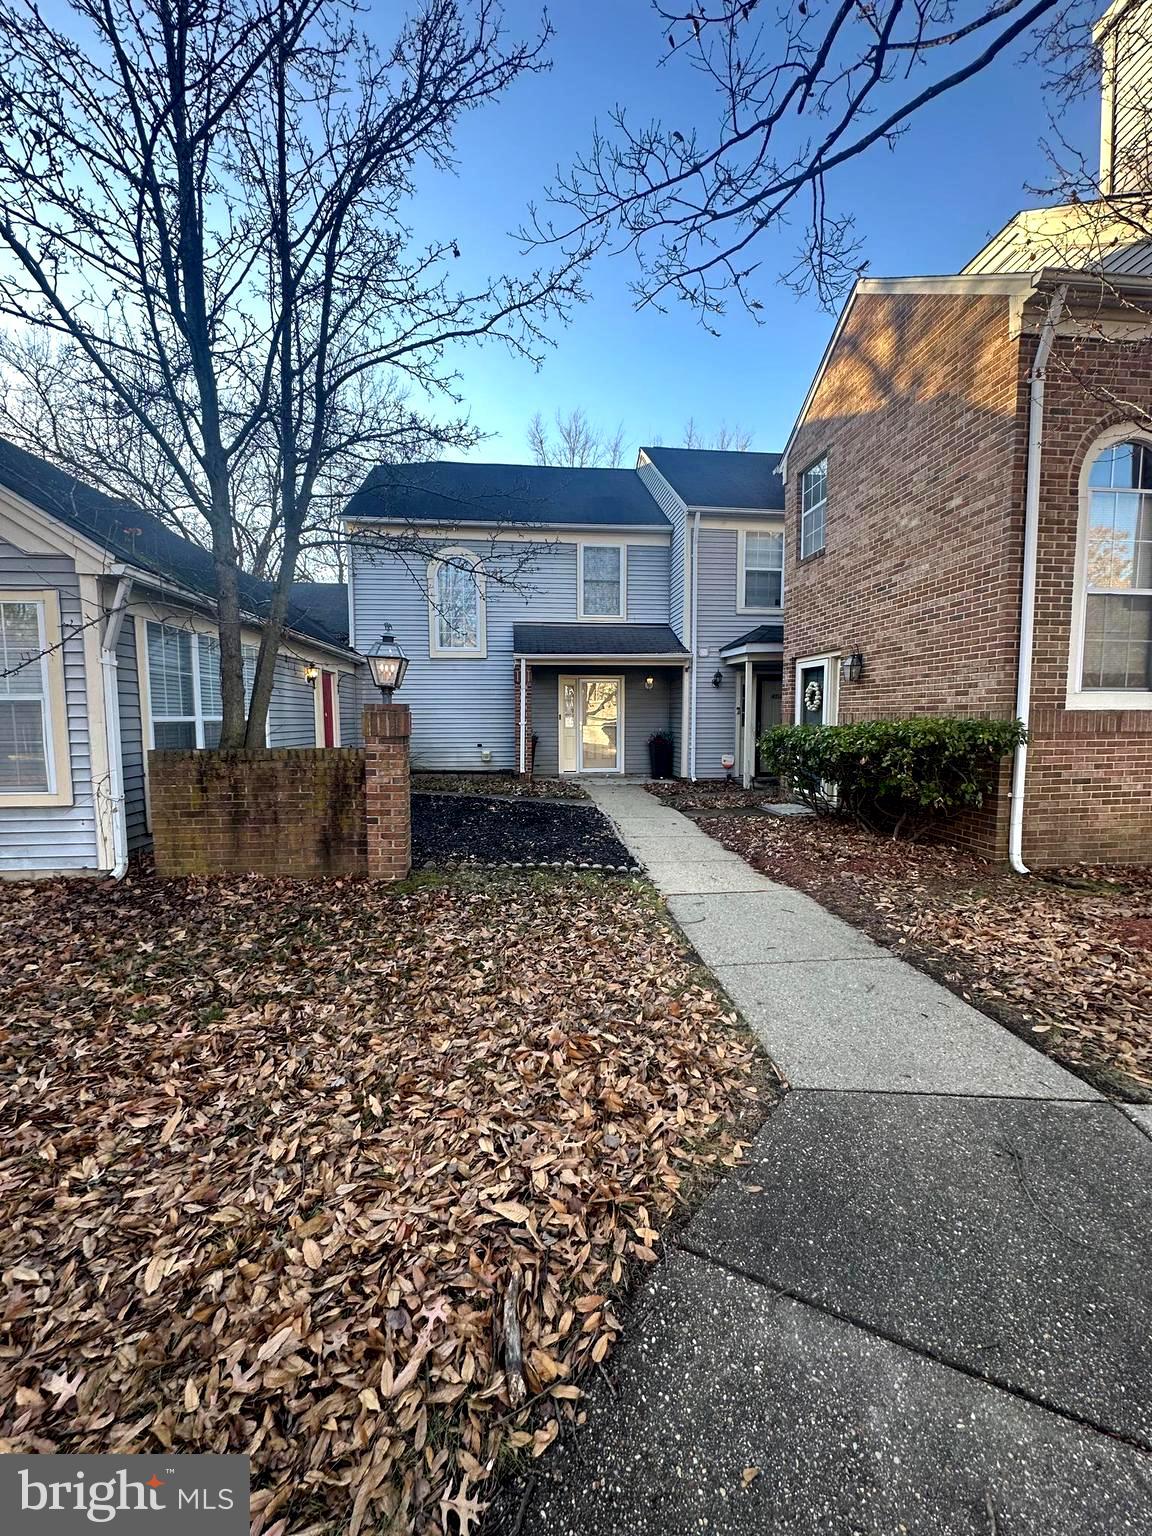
[[363, 703, 411, 881]]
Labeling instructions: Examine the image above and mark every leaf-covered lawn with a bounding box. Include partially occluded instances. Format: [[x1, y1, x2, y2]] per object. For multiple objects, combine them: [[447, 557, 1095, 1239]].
[[0, 868, 765, 1534], [704, 813, 1152, 1097], [645, 781, 783, 812]]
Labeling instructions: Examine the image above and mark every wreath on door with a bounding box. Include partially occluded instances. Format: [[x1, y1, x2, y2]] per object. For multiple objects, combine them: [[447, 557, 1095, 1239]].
[[804, 679, 823, 715]]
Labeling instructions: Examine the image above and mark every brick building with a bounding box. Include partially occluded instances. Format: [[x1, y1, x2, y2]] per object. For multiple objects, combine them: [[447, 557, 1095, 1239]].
[[778, 0, 1152, 868]]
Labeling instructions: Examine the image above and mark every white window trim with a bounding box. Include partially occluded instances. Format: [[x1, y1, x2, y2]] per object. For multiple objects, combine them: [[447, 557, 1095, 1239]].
[[427, 548, 487, 659], [793, 653, 840, 725], [736, 525, 785, 614], [138, 618, 262, 749], [0, 587, 73, 807], [799, 458, 828, 560], [576, 540, 628, 621], [1066, 424, 1152, 711]]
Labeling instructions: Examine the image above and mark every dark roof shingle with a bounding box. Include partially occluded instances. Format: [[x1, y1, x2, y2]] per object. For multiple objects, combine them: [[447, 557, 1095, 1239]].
[[721, 623, 784, 651], [513, 623, 688, 657], [0, 436, 352, 652], [345, 460, 670, 528], [640, 446, 784, 510]]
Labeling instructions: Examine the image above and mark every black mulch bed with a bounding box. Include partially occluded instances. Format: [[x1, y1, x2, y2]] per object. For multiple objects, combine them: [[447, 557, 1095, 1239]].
[[412, 793, 639, 872]]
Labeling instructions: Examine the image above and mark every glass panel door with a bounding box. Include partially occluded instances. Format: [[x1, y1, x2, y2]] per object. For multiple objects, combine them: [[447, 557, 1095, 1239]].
[[579, 678, 620, 772]]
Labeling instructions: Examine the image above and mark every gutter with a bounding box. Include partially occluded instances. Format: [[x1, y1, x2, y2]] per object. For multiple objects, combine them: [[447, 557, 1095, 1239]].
[[688, 507, 702, 780], [100, 572, 134, 880], [1009, 283, 1067, 877]]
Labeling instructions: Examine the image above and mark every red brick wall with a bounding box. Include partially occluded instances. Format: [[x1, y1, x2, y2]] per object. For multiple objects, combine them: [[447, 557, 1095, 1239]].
[[151, 748, 368, 877], [363, 703, 412, 881], [783, 290, 1152, 866], [1022, 333, 1152, 865]]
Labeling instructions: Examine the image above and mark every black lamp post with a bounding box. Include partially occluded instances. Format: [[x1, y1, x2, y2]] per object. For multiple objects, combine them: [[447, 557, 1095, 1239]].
[[365, 626, 409, 700]]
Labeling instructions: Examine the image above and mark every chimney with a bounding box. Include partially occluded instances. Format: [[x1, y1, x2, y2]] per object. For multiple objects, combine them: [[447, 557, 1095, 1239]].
[[1097, 0, 1152, 194]]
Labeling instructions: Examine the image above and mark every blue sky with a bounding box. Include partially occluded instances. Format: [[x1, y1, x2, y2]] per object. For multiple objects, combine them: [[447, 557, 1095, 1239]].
[[403, 0, 1099, 463]]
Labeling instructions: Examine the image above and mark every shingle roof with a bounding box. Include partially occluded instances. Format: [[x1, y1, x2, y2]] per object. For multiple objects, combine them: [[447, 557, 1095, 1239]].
[[288, 581, 349, 647], [514, 623, 688, 657], [0, 436, 353, 652], [345, 460, 670, 528], [640, 446, 785, 510], [721, 623, 784, 651]]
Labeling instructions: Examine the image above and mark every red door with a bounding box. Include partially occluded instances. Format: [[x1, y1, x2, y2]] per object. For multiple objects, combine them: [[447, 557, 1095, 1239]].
[[321, 671, 336, 747]]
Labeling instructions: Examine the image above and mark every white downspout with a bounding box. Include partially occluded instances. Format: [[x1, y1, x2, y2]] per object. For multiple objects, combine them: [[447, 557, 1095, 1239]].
[[100, 572, 134, 880], [688, 507, 702, 780], [1009, 284, 1066, 877], [518, 659, 527, 775]]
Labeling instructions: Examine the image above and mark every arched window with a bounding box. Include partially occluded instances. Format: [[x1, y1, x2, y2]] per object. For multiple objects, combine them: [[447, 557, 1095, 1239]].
[[427, 549, 486, 658], [1074, 437, 1152, 699]]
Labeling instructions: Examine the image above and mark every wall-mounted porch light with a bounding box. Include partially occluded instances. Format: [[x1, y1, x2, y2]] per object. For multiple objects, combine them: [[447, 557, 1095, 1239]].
[[303, 663, 319, 687], [365, 625, 409, 700], [711, 669, 724, 689], [840, 650, 864, 684], [644, 675, 655, 691]]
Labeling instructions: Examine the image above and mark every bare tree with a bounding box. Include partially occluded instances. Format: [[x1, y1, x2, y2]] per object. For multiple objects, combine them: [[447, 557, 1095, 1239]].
[[0, 0, 588, 744], [527, 0, 1079, 315], [681, 417, 753, 450], [527, 407, 627, 466]]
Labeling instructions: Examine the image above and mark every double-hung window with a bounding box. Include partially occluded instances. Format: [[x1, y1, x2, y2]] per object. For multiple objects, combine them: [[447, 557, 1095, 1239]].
[[428, 549, 486, 657], [1078, 440, 1152, 696], [740, 529, 784, 610], [800, 458, 827, 558], [579, 543, 625, 619], [0, 591, 70, 803], [146, 621, 258, 746]]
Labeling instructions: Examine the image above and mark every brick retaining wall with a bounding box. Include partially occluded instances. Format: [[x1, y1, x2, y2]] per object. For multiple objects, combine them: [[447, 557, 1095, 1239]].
[[151, 748, 369, 877]]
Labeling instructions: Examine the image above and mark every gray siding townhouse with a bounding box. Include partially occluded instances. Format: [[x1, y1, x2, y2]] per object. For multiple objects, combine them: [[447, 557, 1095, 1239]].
[[0, 438, 362, 877], [344, 447, 785, 782]]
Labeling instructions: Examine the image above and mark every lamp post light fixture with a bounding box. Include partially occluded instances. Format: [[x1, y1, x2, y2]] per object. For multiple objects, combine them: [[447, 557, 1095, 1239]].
[[840, 649, 864, 684], [365, 626, 409, 700]]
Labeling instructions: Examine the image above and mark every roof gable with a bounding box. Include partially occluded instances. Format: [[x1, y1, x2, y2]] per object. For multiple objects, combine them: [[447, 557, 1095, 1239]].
[[0, 436, 352, 652], [638, 447, 784, 510]]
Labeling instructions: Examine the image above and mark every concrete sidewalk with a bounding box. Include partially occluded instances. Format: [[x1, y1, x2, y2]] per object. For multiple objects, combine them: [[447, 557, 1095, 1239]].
[[518, 781, 1152, 1535]]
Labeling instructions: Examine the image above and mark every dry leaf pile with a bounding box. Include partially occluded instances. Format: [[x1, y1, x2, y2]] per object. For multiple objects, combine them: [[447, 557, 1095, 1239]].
[[645, 783, 781, 812], [707, 813, 1152, 1093], [0, 869, 762, 1534]]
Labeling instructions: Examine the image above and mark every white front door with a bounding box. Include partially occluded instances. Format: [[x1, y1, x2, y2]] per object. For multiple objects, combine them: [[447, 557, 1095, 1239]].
[[559, 675, 624, 773]]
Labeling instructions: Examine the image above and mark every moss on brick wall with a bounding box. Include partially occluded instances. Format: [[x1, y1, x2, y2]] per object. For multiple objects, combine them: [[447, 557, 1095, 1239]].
[[150, 748, 368, 877]]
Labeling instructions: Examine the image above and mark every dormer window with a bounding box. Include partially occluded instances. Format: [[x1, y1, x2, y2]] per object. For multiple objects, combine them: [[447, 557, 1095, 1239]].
[[578, 542, 626, 619]]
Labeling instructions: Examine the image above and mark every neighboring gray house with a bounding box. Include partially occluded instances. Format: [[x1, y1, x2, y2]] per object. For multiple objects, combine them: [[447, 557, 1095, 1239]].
[[0, 438, 361, 877], [344, 447, 784, 782]]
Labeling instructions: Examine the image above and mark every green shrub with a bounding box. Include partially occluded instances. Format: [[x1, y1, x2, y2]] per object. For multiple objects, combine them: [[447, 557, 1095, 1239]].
[[758, 717, 1026, 837]]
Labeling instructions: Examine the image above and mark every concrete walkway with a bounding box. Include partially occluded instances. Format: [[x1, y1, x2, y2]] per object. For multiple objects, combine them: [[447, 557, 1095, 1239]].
[[520, 781, 1152, 1535]]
